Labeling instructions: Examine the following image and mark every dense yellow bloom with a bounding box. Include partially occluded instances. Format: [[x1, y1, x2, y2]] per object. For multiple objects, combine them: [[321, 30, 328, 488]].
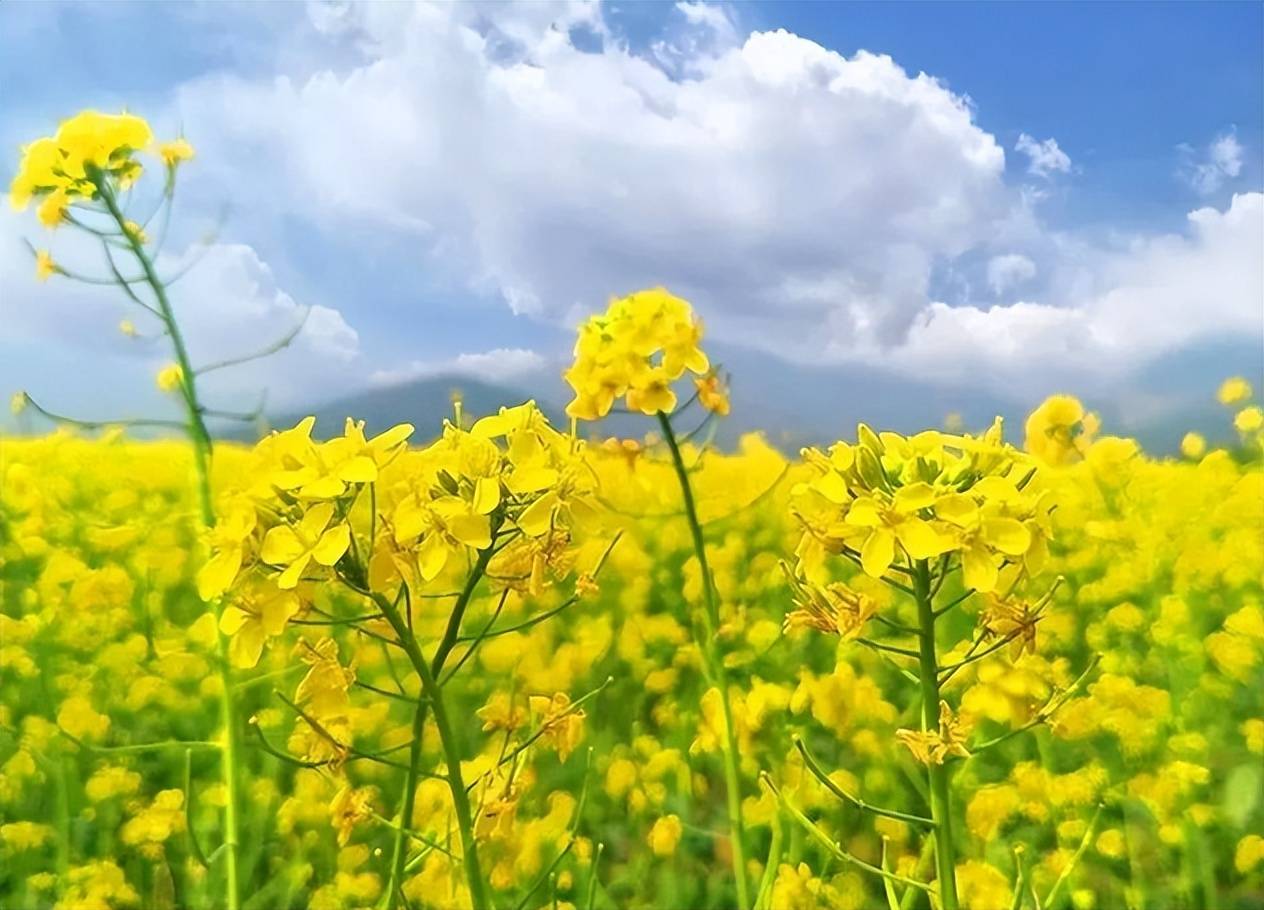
[[10, 111, 153, 216], [791, 418, 1048, 590], [565, 287, 710, 419], [955, 861, 1013, 910]]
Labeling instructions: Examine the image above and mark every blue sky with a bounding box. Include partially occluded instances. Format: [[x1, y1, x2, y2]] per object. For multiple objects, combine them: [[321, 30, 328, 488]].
[[2, 1, 1261, 437]]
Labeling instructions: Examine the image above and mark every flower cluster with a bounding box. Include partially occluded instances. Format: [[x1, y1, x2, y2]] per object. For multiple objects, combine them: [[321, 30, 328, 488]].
[[564, 287, 719, 419], [790, 419, 1052, 593], [9, 110, 191, 229]]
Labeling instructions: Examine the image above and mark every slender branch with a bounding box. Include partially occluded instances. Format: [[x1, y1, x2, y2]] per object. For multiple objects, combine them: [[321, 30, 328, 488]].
[[20, 393, 187, 431], [793, 737, 934, 827], [59, 729, 220, 755], [195, 308, 311, 375], [760, 773, 936, 893], [273, 692, 411, 770], [934, 588, 975, 618], [856, 637, 921, 659], [1043, 806, 1103, 909]]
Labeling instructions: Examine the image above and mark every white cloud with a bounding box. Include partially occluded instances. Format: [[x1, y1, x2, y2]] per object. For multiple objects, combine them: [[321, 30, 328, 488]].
[[853, 193, 1264, 392], [173, 11, 1009, 358], [1179, 129, 1244, 195], [986, 253, 1037, 295], [369, 347, 547, 386], [1015, 133, 1072, 178], [0, 202, 360, 411]]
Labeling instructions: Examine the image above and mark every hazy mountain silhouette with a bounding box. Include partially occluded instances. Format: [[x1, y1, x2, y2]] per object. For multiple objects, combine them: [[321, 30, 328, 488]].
[[245, 337, 1261, 454]]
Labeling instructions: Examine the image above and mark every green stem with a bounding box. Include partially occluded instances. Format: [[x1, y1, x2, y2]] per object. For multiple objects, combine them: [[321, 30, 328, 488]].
[[373, 560, 495, 910], [382, 547, 494, 909], [914, 559, 959, 910], [657, 411, 752, 910], [98, 180, 243, 910]]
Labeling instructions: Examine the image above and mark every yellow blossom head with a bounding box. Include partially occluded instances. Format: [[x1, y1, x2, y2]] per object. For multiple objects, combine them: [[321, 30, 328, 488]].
[[158, 138, 195, 167], [564, 287, 711, 420], [1234, 405, 1263, 434], [1179, 432, 1206, 460], [1217, 376, 1253, 406], [1024, 394, 1099, 465]]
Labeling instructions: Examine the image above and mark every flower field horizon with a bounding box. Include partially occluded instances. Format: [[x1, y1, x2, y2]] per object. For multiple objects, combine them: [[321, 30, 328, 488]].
[[3, 102, 1263, 910]]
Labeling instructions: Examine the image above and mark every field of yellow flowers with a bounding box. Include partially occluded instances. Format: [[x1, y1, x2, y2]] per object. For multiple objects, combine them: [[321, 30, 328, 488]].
[[3, 112, 1264, 910]]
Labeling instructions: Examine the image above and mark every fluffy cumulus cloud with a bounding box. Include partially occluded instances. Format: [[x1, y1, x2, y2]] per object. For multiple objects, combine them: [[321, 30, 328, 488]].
[[1179, 129, 1244, 195], [6, 1, 1259, 415], [172, 2, 1010, 361], [1014, 133, 1072, 178], [864, 192, 1264, 390], [369, 347, 548, 386], [0, 199, 360, 413]]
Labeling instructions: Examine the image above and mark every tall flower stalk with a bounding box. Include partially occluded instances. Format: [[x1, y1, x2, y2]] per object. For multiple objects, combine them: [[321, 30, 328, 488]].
[[563, 287, 750, 907], [7, 111, 301, 910], [658, 411, 752, 909]]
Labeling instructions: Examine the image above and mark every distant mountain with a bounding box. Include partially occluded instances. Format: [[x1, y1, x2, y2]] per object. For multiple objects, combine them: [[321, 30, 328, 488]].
[[245, 376, 560, 441], [233, 337, 1261, 454]]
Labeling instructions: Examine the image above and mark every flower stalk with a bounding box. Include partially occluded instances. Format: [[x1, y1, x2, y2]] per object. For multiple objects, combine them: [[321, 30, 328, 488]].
[[97, 176, 246, 910], [913, 559, 960, 910], [658, 411, 752, 910], [372, 572, 496, 910]]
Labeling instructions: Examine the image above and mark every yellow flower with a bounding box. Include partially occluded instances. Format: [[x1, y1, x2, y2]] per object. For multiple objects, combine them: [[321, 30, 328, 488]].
[[156, 363, 184, 393], [845, 485, 948, 578], [119, 319, 137, 338], [896, 701, 973, 765], [219, 584, 303, 668], [694, 373, 731, 416], [529, 692, 586, 762], [647, 814, 683, 857], [158, 138, 195, 167], [36, 189, 68, 227], [565, 287, 711, 420], [57, 696, 111, 741], [11, 111, 152, 217], [329, 784, 376, 847], [196, 502, 257, 600], [1217, 376, 1253, 405], [1180, 432, 1206, 460], [9, 391, 28, 415], [0, 821, 54, 851], [34, 249, 56, 281], [1025, 395, 1099, 465], [1234, 406, 1263, 434], [260, 502, 350, 589], [955, 860, 1013, 910], [782, 569, 877, 640]]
